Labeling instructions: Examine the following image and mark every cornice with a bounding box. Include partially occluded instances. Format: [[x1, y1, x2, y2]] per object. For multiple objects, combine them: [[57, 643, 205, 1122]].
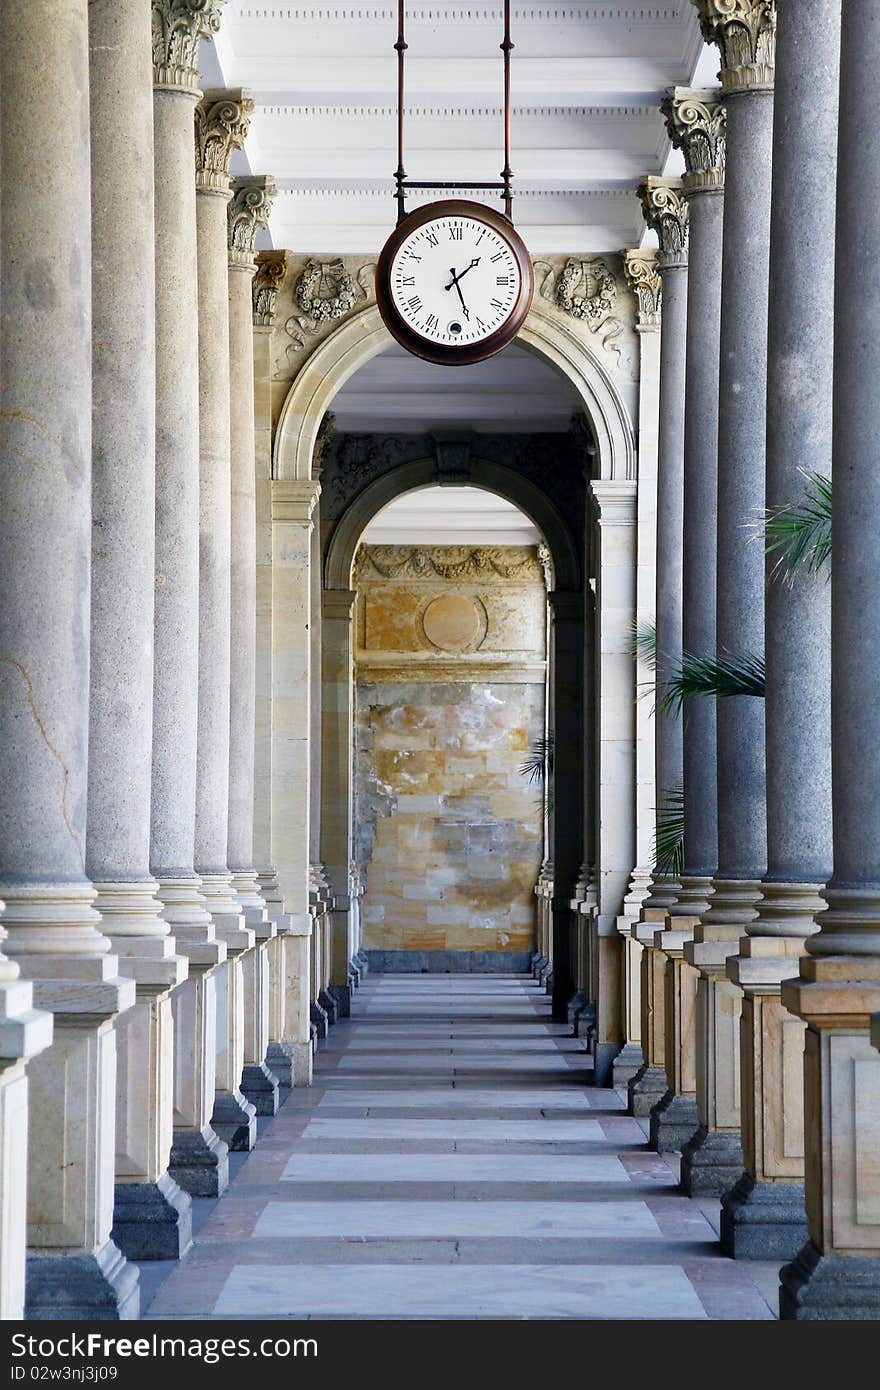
[[233, 6, 687, 26], [271, 478, 321, 523]]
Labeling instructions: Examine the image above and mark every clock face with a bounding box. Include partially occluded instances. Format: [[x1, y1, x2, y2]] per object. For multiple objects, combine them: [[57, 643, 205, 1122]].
[[376, 201, 534, 364]]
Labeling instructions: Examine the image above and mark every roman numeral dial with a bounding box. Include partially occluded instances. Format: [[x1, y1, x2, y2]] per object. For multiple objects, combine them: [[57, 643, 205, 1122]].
[[378, 201, 533, 363]]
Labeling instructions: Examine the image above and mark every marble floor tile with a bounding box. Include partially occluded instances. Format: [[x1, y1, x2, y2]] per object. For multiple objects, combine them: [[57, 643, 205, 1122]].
[[213, 1262, 708, 1320], [280, 1153, 630, 1182], [252, 1199, 660, 1238], [300, 1118, 604, 1142]]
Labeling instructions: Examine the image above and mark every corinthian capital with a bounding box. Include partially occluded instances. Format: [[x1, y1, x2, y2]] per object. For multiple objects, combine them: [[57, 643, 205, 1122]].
[[152, 0, 226, 94], [253, 250, 290, 326], [228, 176, 278, 270], [637, 177, 689, 268], [622, 249, 662, 328], [693, 0, 776, 95], [661, 88, 726, 195], [195, 90, 254, 194]]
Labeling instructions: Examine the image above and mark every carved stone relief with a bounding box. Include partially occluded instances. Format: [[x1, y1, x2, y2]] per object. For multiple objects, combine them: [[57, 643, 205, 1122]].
[[532, 255, 635, 376]]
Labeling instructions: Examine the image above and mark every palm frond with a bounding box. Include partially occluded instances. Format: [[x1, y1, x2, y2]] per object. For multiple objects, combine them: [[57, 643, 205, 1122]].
[[658, 650, 765, 717], [653, 785, 685, 878], [631, 620, 657, 671], [518, 736, 555, 787], [763, 471, 832, 583]]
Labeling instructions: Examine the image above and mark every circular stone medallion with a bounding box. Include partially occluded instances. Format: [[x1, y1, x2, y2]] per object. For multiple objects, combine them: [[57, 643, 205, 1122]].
[[422, 593, 482, 652]]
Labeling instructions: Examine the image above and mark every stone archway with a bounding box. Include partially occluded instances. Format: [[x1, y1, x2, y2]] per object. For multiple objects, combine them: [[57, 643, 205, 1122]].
[[273, 301, 636, 485]]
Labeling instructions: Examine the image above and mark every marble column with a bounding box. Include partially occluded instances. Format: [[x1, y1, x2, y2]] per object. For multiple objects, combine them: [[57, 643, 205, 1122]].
[[780, 0, 880, 1320], [588, 483, 638, 1084], [252, 250, 291, 928], [88, 0, 190, 1262], [662, 86, 740, 1191], [615, 250, 662, 1089], [632, 183, 696, 1142], [195, 120, 259, 1155], [680, 0, 777, 1183], [151, 0, 229, 1200], [549, 592, 583, 1026], [0, 0, 138, 1318], [724, 0, 838, 1258], [228, 177, 280, 1117], [321, 587, 357, 1017], [637, 177, 688, 921], [267, 478, 324, 1083]]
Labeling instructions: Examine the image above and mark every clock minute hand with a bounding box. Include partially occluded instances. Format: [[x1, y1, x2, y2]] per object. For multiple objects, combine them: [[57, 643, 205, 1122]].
[[445, 257, 480, 291], [447, 270, 470, 320]]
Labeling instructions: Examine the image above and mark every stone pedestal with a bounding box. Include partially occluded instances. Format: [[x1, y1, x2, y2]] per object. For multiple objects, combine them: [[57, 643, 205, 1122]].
[[649, 929, 700, 1152], [211, 948, 257, 1151], [0, 957, 53, 1320], [680, 928, 744, 1195], [241, 928, 280, 1115], [169, 970, 229, 1197], [628, 926, 668, 1116], [268, 918, 314, 1088]]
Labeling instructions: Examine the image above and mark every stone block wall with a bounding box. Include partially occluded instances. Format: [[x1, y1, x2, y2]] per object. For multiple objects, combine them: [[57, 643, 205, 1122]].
[[354, 545, 548, 960]]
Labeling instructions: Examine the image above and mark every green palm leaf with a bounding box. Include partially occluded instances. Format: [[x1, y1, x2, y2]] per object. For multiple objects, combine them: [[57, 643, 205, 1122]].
[[518, 736, 554, 787], [653, 785, 684, 878], [659, 650, 766, 717], [764, 470, 832, 582], [631, 620, 657, 671]]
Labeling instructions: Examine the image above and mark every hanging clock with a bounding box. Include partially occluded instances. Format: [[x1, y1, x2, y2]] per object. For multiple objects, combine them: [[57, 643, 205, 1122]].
[[376, 3, 533, 365], [376, 199, 534, 366]]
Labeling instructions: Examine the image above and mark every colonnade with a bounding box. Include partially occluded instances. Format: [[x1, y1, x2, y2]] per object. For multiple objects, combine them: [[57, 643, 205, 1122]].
[[0, 0, 344, 1320], [611, 0, 880, 1318]]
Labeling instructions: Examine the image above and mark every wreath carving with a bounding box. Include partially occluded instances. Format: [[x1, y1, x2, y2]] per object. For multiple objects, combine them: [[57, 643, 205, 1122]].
[[295, 258, 357, 323], [555, 257, 616, 323]]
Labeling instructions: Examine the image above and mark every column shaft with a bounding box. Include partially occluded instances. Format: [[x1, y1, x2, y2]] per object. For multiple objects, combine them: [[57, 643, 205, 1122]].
[[725, 0, 838, 1260], [0, 0, 137, 1319], [781, 0, 880, 1319]]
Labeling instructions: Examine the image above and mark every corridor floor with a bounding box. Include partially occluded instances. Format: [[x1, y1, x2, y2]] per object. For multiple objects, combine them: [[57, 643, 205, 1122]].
[[145, 974, 777, 1320]]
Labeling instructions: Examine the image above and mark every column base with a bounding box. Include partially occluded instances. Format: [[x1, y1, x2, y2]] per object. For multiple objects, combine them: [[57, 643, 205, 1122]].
[[720, 1172, 808, 1261], [780, 1240, 880, 1320], [574, 1000, 596, 1043], [211, 1088, 257, 1151], [355, 950, 369, 977], [111, 1172, 193, 1261], [680, 1127, 745, 1197], [611, 1042, 644, 1088], [25, 1239, 139, 1321], [328, 984, 351, 1018], [241, 1061, 280, 1116], [310, 999, 330, 1038], [649, 1090, 700, 1153], [628, 1065, 668, 1117], [169, 1124, 229, 1197], [291, 1037, 314, 1087], [318, 989, 339, 1024], [566, 989, 587, 1025], [591, 1040, 621, 1088]]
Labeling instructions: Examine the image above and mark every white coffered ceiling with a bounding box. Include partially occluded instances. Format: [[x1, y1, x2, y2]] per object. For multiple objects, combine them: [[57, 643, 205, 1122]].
[[362, 486, 542, 545], [206, 3, 719, 254]]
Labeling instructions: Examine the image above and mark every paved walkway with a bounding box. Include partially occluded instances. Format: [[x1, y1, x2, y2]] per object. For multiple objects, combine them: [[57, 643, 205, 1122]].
[[146, 974, 777, 1320]]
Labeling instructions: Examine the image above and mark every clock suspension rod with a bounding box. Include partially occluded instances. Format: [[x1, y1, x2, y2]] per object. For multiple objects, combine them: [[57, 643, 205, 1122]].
[[392, 2, 516, 224], [501, 0, 513, 220], [395, 0, 407, 225]]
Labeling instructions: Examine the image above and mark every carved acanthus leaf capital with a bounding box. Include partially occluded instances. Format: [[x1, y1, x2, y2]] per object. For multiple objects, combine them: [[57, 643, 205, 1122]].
[[637, 177, 689, 268], [693, 0, 776, 95], [195, 90, 253, 193], [228, 175, 277, 270], [662, 87, 726, 195], [152, 0, 226, 94], [253, 250, 290, 326], [622, 249, 662, 328]]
